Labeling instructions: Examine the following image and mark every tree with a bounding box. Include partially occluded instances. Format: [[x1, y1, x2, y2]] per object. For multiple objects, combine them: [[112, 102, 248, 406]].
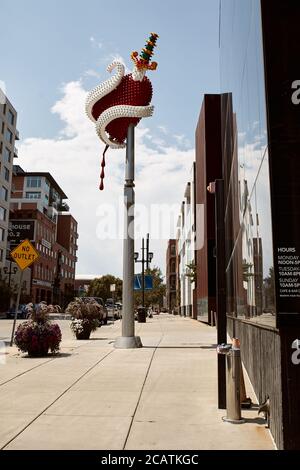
[[88, 275, 122, 302], [185, 261, 196, 283], [134, 266, 166, 308]]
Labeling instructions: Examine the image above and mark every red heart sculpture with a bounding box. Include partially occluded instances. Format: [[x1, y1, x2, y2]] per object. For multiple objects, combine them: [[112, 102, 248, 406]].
[[91, 74, 153, 144]]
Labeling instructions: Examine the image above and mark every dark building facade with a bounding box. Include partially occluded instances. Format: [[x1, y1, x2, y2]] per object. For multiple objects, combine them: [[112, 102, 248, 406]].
[[195, 95, 223, 325], [220, 0, 300, 449]]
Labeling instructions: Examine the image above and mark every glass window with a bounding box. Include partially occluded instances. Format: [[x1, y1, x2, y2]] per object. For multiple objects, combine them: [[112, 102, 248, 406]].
[[0, 248, 3, 262], [26, 192, 41, 199], [5, 128, 13, 144], [4, 167, 9, 182], [1, 186, 8, 201], [27, 177, 41, 188], [4, 147, 11, 163], [220, 0, 275, 327], [8, 110, 14, 126], [0, 226, 4, 241], [0, 207, 6, 221]]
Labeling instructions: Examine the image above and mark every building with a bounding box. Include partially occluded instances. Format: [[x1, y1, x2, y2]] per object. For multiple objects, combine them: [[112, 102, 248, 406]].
[[0, 90, 19, 271], [218, 0, 300, 449], [75, 275, 102, 296], [195, 95, 223, 325], [165, 239, 177, 314], [176, 165, 196, 318], [55, 213, 79, 304], [9, 165, 78, 305]]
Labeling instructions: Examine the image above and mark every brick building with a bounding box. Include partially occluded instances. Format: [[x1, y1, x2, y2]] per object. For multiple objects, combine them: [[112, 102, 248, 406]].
[[9, 165, 78, 305]]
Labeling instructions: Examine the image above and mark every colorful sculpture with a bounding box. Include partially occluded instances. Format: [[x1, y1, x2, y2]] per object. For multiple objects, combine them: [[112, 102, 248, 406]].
[[85, 33, 159, 190]]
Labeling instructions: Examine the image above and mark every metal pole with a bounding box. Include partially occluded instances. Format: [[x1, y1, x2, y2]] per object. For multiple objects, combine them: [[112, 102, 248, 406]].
[[10, 269, 23, 347], [8, 260, 12, 289], [215, 179, 227, 410], [223, 348, 245, 424], [115, 124, 142, 348], [142, 238, 145, 308], [146, 233, 150, 269]]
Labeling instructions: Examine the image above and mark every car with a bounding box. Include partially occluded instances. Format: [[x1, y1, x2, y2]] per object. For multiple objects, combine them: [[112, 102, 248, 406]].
[[6, 304, 28, 319], [82, 297, 108, 325]]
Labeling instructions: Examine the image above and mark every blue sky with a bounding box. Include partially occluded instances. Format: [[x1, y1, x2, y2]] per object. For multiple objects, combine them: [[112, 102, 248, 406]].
[[1, 0, 220, 141], [1, 0, 220, 277]]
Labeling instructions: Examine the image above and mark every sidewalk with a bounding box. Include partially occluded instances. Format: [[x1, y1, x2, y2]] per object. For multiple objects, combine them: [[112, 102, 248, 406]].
[[0, 314, 275, 450]]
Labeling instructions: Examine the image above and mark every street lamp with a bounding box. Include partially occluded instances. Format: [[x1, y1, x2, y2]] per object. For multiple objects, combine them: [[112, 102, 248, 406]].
[[134, 234, 154, 308]]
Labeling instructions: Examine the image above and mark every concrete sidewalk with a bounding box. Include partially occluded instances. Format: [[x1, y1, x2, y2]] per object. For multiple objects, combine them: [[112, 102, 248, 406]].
[[0, 314, 275, 450]]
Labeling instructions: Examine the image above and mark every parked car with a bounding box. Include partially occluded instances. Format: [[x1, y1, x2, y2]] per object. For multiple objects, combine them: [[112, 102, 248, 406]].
[[114, 302, 122, 319], [6, 304, 28, 319], [82, 297, 108, 325]]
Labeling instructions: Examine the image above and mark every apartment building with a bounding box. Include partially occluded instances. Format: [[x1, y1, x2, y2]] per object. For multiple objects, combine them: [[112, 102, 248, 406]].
[[176, 165, 196, 318], [10, 165, 78, 305], [0, 90, 19, 270]]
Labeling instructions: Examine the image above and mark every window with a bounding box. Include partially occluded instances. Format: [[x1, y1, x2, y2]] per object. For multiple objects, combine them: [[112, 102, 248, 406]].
[[27, 177, 41, 188], [1, 186, 8, 201], [0, 226, 4, 241], [4, 147, 11, 163], [0, 207, 6, 221], [26, 192, 41, 199], [4, 167, 9, 182], [0, 248, 3, 262], [5, 128, 13, 144], [8, 110, 14, 126]]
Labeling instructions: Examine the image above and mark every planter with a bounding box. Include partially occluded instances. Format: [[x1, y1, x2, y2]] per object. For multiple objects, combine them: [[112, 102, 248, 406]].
[[75, 327, 92, 340], [27, 345, 49, 357]]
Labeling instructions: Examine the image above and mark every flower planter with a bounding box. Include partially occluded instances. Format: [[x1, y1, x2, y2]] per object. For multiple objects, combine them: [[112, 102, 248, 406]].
[[27, 345, 49, 357], [75, 327, 92, 340]]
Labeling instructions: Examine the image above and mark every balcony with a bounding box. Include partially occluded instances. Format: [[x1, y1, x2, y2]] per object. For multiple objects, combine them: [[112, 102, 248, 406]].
[[15, 130, 20, 141], [14, 147, 18, 158], [58, 201, 70, 212]]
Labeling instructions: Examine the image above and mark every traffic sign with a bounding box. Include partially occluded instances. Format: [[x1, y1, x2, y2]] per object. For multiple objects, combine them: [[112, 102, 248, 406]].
[[10, 239, 39, 271], [134, 274, 153, 290]]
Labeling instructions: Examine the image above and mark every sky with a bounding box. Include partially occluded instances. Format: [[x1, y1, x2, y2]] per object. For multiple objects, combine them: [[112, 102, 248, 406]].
[[1, 0, 220, 279]]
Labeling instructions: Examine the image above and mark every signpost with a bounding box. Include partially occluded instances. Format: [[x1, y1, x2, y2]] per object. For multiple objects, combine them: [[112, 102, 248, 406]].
[[9, 239, 39, 347]]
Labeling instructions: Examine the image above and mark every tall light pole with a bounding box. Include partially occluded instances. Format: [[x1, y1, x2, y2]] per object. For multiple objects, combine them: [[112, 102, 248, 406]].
[[85, 33, 159, 348], [114, 125, 142, 348], [134, 233, 154, 309]]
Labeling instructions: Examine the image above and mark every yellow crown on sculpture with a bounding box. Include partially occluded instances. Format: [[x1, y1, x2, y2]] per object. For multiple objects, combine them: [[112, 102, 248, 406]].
[[131, 32, 159, 71]]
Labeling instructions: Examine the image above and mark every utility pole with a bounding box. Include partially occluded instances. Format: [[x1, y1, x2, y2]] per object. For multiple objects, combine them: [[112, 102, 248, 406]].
[[135, 233, 153, 311]]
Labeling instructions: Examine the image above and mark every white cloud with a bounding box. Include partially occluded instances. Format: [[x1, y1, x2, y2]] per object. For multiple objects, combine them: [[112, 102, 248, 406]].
[[18, 81, 194, 278], [173, 133, 191, 149], [84, 69, 101, 79], [158, 125, 168, 134], [90, 36, 103, 50]]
